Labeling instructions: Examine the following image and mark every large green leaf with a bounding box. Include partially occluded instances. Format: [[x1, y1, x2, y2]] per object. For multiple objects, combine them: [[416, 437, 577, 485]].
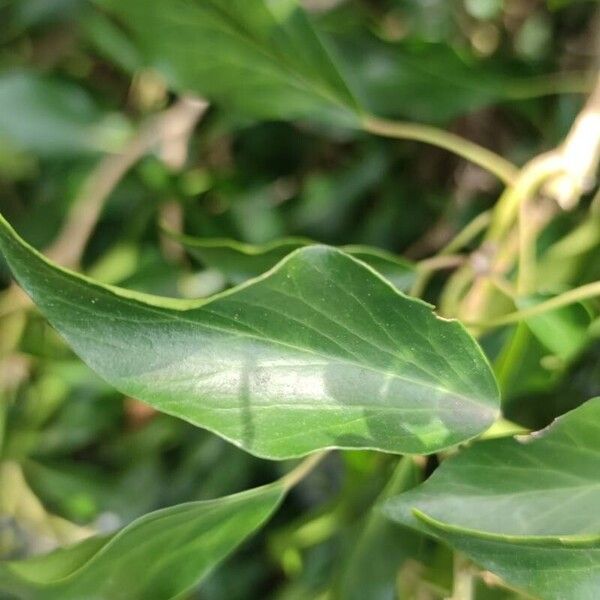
[[384, 398, 600, 599], [98, 0, 360, 126], [167, 232, 417, 291], [0, 481, 285, 600], [0, 214, 499, 459]]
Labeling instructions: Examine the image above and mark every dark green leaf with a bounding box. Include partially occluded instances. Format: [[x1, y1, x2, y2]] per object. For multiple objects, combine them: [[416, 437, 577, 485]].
[[385, 397, 600, 599], [336, 457, 423, 600], [0, 213, 499, 459], [98, 0, 360, 126], [167, 232, 417, 291]]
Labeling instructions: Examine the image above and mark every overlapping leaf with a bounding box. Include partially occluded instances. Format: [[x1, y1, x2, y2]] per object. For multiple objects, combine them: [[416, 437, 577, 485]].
[[385, 398, 600, 599], [98, 0, 360, 126], [0, 214, 499, 459], [0, 482, 285, 600], [167, 231, 416, 291]]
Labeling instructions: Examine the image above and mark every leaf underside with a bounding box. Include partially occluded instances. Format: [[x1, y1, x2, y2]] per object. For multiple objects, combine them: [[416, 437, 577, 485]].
[[385, 397, 600, 600]]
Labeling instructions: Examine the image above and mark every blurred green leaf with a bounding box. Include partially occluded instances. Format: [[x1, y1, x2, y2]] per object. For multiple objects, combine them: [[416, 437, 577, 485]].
[[99, 0, 361, 126], [167, 232, 417, 291], [335, 457, 423, 600], [519, 292, 594, 361], [385, 397, 600, 599], [0, 214, 500, 459], [0, 481, 285, 600], [0, 71, 130, 157]]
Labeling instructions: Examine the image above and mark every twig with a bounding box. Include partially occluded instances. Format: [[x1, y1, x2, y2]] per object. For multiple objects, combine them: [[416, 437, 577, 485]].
[[467, 280, 600, 329], [362, 115, 519, 186], [0, 96, 208, 318]]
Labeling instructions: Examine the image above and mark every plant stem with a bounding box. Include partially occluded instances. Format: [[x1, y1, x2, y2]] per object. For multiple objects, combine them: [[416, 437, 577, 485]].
[[282, 451, 328, 490], [411, 255, 466, 297], [362, 115, 519, 186], [440, 211, 492, 256], [467, 280, 600, 328], [410, 212, 491, 298], [449, 553, 474, 600], [486, 151, 564, 244]]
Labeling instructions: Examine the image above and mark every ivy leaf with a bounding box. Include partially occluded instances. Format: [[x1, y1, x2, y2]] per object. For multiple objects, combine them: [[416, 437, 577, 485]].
[[384, 397, 600, 599], [98, 0, 360, 126], [0, 482, 285, 600], [167, 232, 417, 291], [0, 214, 499, 459]]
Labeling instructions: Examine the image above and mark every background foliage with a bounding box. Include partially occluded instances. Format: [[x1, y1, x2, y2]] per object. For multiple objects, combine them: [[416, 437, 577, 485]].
[[0, 0, 599, 599]]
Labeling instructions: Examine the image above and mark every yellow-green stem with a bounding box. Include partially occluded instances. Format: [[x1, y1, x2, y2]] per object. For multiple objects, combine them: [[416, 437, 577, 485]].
[[362, 115, 519, 186], [467, 280, 600, 328]]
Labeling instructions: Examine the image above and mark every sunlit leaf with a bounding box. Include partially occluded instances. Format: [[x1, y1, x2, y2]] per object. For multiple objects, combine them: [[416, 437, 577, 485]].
[[0, 214, 499, 459]]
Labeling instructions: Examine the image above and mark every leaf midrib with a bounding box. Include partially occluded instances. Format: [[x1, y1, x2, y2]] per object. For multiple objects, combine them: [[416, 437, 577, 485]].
[[41, 272, 491, 414]]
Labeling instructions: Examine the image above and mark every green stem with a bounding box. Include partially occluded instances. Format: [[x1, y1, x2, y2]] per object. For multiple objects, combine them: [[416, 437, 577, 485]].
[[411, 212, 491, 298], [487, 152, 564, 243], [440, 211, 492, 256], [504, 71, 595, 99], [362, 115, 519, 186], [467, 280, 600, 328], [411, 255, 466, 297], [282, 451, 328, 491]]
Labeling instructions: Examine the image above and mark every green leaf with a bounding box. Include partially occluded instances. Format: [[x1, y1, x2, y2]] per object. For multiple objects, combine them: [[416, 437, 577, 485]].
[[0, 71, 130, 157], [336, 457, 424, 600], [98, 0, 360, 126], [0, 214, 499, 459], [167, 232, 417, 291], [0, 481, 285, 600], [519, 293, 594, 361], [384, 397, 600, 599]]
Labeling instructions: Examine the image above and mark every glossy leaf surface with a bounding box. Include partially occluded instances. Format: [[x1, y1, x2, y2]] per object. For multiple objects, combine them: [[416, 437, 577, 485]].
[[0, 214, 499, 459], [99, 0, 360, 126], [168, 232, 417, 291], [0, 482, 284, 600], [385, 398, 600, 599]]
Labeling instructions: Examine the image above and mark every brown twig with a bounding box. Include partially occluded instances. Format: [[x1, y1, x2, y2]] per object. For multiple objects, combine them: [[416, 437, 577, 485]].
[[0, 96, 208, 318]]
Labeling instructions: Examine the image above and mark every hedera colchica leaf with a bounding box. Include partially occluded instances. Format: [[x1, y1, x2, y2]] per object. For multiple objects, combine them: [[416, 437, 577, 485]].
[[0, 214, 499, 459], [0, 481, 285, 600], [384, 397, 600, 599], [165, 231, 417, 291], [98, 0, 361, 126]]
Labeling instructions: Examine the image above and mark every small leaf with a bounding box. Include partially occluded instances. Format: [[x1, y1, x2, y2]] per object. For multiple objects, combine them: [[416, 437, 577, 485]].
[[0, 214, 499, 458], [98, 0, 360, 126], [0, 482, 285, 600], [167, 232, 417, 291], [0, 71, 129, 157], [519, 293, 593, 361], [384, 397, 600, 599]]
